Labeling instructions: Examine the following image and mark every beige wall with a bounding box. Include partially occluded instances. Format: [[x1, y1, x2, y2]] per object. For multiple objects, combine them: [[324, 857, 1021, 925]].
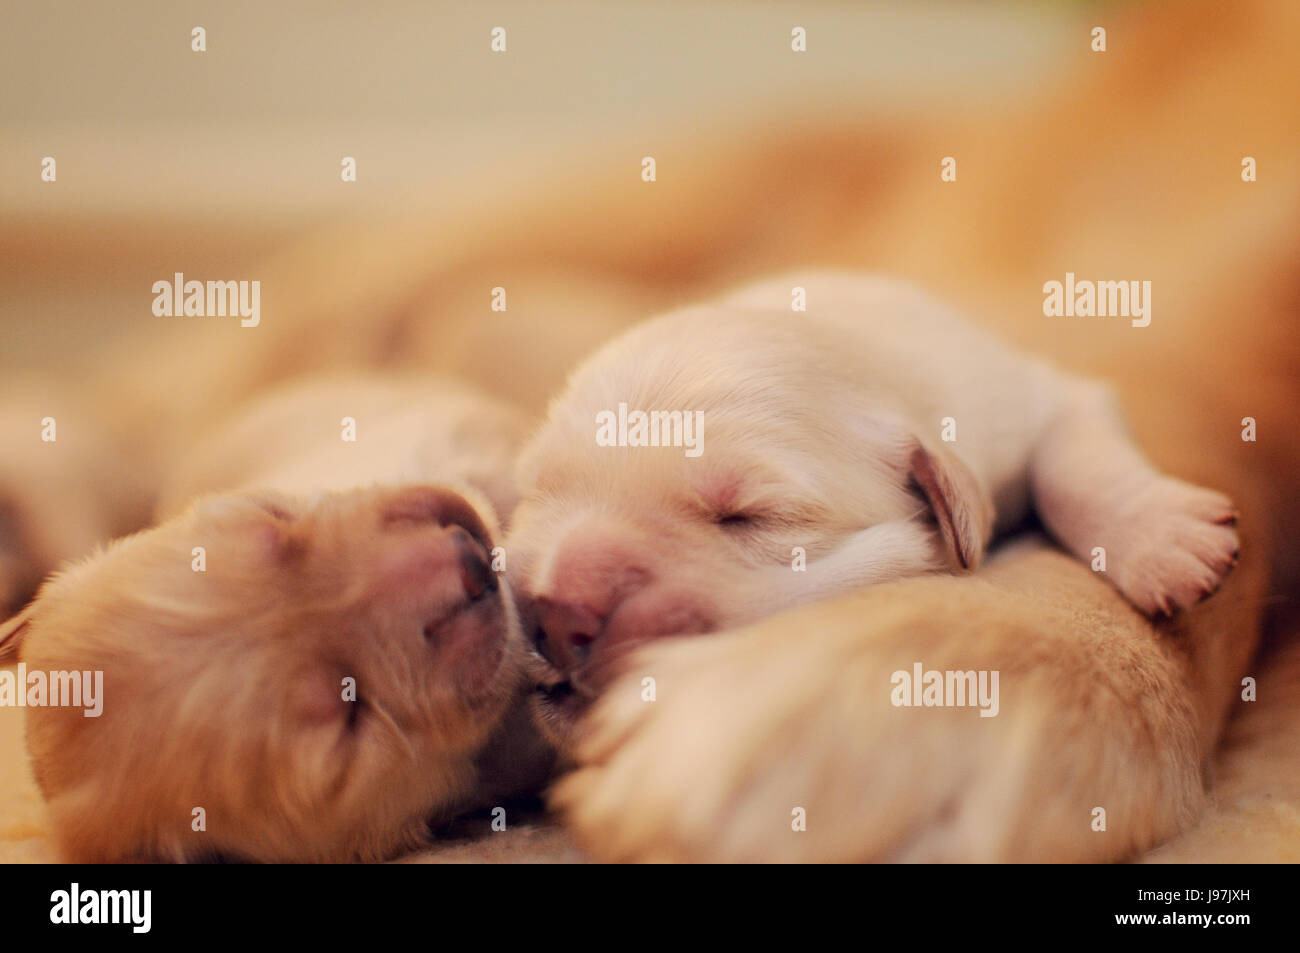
[[1, 1, 1078, 219]]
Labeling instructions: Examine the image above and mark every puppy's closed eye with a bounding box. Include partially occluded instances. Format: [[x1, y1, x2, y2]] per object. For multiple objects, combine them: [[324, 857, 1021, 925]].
[[715, 511, 761, 529], [713, 504, 820, 532]]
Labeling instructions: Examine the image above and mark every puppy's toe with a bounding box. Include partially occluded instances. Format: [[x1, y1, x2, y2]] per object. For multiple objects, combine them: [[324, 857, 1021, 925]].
[[1107, 478, 1241, 617]]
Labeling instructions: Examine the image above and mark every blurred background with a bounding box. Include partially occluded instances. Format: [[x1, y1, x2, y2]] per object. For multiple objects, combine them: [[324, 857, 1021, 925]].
[[1, 0, 1085, 365]]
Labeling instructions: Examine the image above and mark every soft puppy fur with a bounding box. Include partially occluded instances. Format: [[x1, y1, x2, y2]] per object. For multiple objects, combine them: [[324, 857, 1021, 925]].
[[508, 273, 1238, 741], [0, 376, 550, 862], [550, 537, 1213, 863]]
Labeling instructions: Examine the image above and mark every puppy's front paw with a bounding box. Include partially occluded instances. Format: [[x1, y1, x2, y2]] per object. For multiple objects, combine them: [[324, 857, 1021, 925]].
[[553, 574, 1204, 863], [550, 634, 757, 863], [551, 605, 1032, 863], [1105, 477, 1239, 616]]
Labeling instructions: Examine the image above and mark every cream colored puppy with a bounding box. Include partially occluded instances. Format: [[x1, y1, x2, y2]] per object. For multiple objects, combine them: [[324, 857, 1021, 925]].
[[508, 272, 1239, 739], [0, 376, 551, 862]]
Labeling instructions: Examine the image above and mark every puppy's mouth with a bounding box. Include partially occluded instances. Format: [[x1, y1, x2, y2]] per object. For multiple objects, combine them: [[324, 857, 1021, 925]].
[[528, 652, 596, 741], [523, 602, 717, 744]]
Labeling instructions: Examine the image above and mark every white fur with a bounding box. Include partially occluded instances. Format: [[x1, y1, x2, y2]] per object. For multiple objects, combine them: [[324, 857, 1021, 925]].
[[509, 271, 1238, 669]]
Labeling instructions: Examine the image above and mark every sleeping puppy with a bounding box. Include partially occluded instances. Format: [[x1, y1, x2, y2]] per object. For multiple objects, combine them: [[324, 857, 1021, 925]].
[[0, 376, 551, 862], [507, 272, 1240, 741]]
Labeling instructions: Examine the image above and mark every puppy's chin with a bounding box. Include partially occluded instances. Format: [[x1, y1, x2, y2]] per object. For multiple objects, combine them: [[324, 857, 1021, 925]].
[[527, 653, 596, 747], [531, 682, 587, 747], [525, 644, 647, 749]]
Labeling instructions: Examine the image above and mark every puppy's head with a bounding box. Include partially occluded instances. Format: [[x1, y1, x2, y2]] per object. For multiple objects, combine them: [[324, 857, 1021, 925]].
[[0, 483, 525, 862], [506, 309, 994, 743]]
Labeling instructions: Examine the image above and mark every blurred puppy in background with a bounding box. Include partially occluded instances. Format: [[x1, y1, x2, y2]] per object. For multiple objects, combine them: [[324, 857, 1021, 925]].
[[0, 376, 552, 862]]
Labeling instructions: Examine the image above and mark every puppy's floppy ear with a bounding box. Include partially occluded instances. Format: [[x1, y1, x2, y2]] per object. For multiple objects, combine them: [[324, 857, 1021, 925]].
[[0, 603, 33, 660], [190, 492, 302, 562], [907, 439, 995, 572]]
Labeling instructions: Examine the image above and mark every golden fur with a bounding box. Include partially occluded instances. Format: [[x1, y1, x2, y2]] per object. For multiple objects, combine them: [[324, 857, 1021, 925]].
[[0, 377, 550, 862]]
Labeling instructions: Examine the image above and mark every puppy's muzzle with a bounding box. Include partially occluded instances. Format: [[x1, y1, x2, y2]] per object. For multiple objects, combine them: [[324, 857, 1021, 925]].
[[529, 587, 713, 700], [533, 599, 602, 672]]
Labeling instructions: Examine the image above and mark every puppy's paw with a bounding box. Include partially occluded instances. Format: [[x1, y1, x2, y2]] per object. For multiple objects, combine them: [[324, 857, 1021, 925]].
[[1105, 477, 1239, 617], [552, 604, 1039, 863], [550, 633, 763, 863], [554, 553, 1202, 863]]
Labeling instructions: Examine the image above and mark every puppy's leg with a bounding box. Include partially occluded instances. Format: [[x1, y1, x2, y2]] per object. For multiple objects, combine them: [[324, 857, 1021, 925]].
[[1028, 381, 1238, 616], [554, 542, 1212, 862]]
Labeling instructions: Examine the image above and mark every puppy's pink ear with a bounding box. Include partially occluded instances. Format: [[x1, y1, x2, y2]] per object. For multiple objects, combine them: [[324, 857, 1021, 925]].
[[0, 604, 33, 660], [908, 440, 994, 571]]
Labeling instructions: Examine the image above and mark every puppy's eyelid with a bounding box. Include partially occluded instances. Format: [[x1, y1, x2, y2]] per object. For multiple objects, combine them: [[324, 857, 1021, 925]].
[[715, 504, 829, 532], [715, 511, 759, 527]]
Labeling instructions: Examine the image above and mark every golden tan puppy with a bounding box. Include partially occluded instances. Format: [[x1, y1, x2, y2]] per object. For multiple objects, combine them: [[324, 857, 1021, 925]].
[[0, 376, 551, 862]]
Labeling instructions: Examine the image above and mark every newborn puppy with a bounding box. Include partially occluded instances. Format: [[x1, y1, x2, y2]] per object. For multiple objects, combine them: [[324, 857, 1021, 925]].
[[0, 376, 550, 862], [507, 272, 1239, 740]]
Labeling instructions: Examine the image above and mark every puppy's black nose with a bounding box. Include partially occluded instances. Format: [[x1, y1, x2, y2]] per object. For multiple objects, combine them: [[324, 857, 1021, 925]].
[[451, 526, 497, 600], [533, 598, 604, 673]]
